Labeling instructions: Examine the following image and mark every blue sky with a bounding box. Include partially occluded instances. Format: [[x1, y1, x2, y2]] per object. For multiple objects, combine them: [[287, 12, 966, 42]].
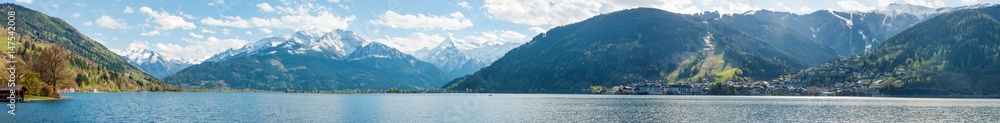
[[9, 0, 999, 62]]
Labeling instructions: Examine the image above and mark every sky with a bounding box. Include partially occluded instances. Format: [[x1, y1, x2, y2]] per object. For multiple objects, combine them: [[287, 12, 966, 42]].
[[8, 0, 1000, 62]]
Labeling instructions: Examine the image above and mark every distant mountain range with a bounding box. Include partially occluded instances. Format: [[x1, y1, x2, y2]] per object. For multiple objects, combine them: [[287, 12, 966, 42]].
[[412, 38, 521, 80], [784, 4, 1000, 95], [164, 30, 448, 90], [113, 48, 194, 78], [716, 3, 990, 57], [444, 4, 1000, 93]]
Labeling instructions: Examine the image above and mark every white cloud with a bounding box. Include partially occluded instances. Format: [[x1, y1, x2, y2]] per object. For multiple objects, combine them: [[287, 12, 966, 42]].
[[189, 32, 205, 39], [338, 4, 350, 10], [72, 13, 80, 17], [207, 0, 224, 6], [14, 0, 32, 4], [138, 6, 197, 30], [201, 29, 217, 34], [498, 31, 527, 40], [247, 12, 355, 31], [904, 0, 945, 7], [256, 3, 276, 12], [775, 2, 794, 13], [83, 21, 93, 26], [800, 7, 814, 13], [202, 1, 355, 31], [484, 0, 602, 26], [529, 27, 546, 34], [462, 30, 527, 43], [877, 0, 897, 7], [370, 11, 473, 30], [375, 30, 529, 53], [711, 1, 758, 14], [374, 32, 446, 53], [140, 31, 162, 36], [837, 0, 875, 11], [179, 12, 197, 20], [200, 16, 251, 28], [222, 28, 231, 35], [124, 6, 134, 14], [95, 15, 128, 29], [132, 37, 249, 62], [116, 41, 151, 54], [271, 1, 333, 15], [328, 0, 340, 2], [246, 31, 253, 35], [961, 0, 979, 4], [50, 4, 59, 9], [259, 28, 273, 34], [73, 2, 87, 7], [603, 0, 701, 13], [457, 1, 472, 9]]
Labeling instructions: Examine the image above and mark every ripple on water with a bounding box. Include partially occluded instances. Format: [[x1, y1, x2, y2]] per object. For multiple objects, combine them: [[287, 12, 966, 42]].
[[2, 93, 1000, 122]]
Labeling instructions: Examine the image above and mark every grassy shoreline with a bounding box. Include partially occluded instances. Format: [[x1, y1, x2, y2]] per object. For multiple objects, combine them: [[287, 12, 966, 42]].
[[24, 95, 60, 102]]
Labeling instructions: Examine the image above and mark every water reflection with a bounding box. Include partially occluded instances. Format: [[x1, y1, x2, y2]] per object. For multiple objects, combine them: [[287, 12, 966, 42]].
[[2, 93, 999, 122]]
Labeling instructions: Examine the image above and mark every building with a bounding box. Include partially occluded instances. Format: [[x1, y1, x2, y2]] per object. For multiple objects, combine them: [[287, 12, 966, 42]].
[[666, 85, 693, 95], [634, 83, 664, 95], [0, 85, 26, 102]]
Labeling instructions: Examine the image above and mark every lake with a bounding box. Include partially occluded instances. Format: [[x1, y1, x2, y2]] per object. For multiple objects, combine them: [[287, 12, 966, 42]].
[[2, 93, 999, 122]]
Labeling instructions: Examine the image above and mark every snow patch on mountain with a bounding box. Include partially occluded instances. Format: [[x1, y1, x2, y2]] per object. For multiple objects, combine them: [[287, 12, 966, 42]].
[[874, 3, 937, 18], [413, 38, 521, 78], [114, 47, 195, 65], [206, 29, 371, 61], [702, 32, 714, 51], [828, 10, 854, 28], [113, 47, 194, 78]]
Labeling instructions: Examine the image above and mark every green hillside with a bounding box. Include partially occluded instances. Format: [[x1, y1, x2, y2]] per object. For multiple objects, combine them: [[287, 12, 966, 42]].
[[1, 4, 178, 97], [444, 8, 807, 93]]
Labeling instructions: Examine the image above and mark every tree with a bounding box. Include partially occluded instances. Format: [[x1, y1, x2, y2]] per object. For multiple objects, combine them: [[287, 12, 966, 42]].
[[590, 85, 607, 94], [31, 45, 73, 89], [75, 73, 88, 87], [21, 72, 43, 96], [388, 87, 399, 93]]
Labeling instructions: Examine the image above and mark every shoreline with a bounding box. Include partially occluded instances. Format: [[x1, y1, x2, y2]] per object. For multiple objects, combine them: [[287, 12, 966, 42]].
[[23, 95, 60, 102], [55, 91, 1000, 99]]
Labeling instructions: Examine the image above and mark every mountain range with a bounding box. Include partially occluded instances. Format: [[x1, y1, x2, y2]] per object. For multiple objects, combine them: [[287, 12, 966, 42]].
[[443, 4, 1000, 93], [784, 4, 1000, 95], [164, 30, 448, 90], [114, 48, 194, 78], [445, 8, 809, 93], [412, 38, 521, 79]]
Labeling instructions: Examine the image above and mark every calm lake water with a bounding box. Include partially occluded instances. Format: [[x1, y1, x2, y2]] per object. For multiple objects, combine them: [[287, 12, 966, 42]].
[[2, 93, 999, 122]]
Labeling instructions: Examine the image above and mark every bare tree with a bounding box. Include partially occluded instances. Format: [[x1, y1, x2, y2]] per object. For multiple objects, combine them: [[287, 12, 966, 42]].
[[31, 45, 73, 89]]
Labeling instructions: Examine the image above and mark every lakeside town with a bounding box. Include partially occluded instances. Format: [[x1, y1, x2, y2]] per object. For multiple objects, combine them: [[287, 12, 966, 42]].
[[587, 57, 895, 96], [591, 56, 999, 97]]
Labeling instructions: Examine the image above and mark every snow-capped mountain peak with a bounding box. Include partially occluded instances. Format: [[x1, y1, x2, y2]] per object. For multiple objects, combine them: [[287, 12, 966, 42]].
[[114, 47, 194, 65], [874, 3, 937, 17], [437, 38, 457, 50], [113, 47, 195, 78], [206, 29, 371, 61], [347, 42, 413, 60], [292, 28, 326, 40], [412, 38, 522, 79]]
